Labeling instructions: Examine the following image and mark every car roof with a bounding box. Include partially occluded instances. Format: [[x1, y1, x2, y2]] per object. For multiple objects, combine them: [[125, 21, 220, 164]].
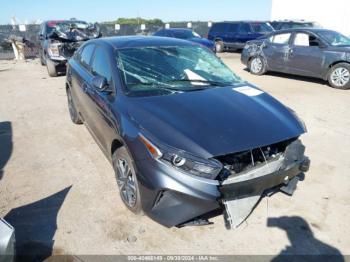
[[269, 28, 335, 35], [90, 36, 197, 49], [213, 21, 268, 24], [271, 20, 315, 23], [45, 20, 86, 26], [162, 28, 192, 32]]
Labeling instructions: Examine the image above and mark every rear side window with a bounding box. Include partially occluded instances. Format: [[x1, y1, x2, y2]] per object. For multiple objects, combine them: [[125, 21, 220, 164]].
[[80, 44, 95, 69], [228, 23, 239, 32], [294, 33, 318, 47], [240, 23, 252, 34], [91, 46, 112, 83], [269, 33, 291, 44], [154, 30, 165, 36], [211, 23, 228, 33], [251, 23, 274, 33]]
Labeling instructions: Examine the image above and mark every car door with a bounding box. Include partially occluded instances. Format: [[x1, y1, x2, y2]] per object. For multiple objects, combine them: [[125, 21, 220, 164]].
[[285, 32, 325, 77], [223, 23, 240, 44], [235, 23, 255, 47], [82, 45, 117, 153], [262, 32, 292, 72], [70, 43, 96, 123]]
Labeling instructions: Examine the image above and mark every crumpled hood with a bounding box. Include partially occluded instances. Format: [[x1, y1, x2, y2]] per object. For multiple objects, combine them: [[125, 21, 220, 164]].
[[49, 23, 100, 42], [127, 84, 305, 158]]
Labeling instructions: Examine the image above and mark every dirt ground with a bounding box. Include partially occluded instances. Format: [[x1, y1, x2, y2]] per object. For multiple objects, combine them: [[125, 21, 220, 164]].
[[0, 53, 349, 258]]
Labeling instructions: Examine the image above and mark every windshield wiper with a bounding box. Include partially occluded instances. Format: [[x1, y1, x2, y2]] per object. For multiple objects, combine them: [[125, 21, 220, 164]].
[[128, 82, 183, 93], [165, 79, 229, 87]]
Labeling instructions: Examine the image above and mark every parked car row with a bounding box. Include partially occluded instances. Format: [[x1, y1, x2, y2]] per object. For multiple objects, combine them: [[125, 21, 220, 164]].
[[38, 19, 322, 78]]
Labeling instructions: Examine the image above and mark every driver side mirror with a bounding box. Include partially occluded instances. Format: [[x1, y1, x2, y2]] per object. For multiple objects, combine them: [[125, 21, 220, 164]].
[[92, 76, 113, 93], [39, 34, 45, 40]]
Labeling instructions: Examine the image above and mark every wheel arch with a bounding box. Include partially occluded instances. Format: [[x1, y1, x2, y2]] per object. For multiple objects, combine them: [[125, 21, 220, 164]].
[[325, 60, 350, 80], [111, 139, 124, 157]]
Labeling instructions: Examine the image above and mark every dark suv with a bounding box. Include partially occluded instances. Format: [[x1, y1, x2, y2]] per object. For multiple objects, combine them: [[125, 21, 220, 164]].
[[39, 19, 100, 77], [208, 21, 274, 52]]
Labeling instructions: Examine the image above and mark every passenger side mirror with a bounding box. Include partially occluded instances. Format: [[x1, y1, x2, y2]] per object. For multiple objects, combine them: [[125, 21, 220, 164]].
[[92, 76, 113, 93]]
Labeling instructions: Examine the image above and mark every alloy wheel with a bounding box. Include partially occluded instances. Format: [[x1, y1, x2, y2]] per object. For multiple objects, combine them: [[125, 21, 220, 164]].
[[215, 42, 223, 52], [330, 67, 350, 87], [115, 158, 137, 208], [251, 57, 263, 74]]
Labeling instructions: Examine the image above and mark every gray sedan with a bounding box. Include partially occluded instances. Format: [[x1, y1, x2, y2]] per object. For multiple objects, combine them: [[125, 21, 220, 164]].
[[241, 28, 350, 89]]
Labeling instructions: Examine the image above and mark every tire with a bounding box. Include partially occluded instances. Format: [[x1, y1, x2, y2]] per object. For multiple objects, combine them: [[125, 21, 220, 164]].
[[46, 58, 58, 77], [327, 63, 350, 90], [248, 56, 267, 75], [66, 87, 83, 124], [112, 147, 143, 214], [40, 54, 45, 66], [215, 40, 224, 53]]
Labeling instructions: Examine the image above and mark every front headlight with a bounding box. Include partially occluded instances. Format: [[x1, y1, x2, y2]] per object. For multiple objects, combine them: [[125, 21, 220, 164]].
[[48, 43, 61, 57], [139, 134, 222, 179]]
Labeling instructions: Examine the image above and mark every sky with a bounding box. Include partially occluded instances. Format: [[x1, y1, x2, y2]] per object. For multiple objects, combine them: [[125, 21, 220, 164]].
[[0, 0, 272, 24]]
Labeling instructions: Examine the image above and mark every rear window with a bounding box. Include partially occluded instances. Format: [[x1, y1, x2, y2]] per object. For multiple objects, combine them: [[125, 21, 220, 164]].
[[251, 23, 274, 33]]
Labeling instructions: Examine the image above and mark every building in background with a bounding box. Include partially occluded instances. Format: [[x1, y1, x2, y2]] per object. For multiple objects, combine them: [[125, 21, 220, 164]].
[[271, 0, 350, 35]]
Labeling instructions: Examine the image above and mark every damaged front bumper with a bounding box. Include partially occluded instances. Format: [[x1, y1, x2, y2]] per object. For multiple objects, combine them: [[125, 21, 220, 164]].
[[47, 41, 83, 64], [136, 138, 309, 228]]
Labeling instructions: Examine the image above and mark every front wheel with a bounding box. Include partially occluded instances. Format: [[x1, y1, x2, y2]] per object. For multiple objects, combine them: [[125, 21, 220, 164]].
[[112, 147, 143, 214], [66, 87, 82, 124], [327, 63, 350, 89], [46, 58, 58, 77], [215, 41, 224, 53], [248, 56, 267, 75]]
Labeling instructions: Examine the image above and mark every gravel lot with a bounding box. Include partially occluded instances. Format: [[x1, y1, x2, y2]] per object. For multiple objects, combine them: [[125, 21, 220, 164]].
[[0, 53, 349, 258]]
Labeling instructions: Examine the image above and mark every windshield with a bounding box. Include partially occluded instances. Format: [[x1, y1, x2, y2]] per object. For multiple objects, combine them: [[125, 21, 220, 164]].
[[116, 46, 243, 96], [172, 30, 201, 39], [251, 23, 274, 33], [317, 30, 350, 46]]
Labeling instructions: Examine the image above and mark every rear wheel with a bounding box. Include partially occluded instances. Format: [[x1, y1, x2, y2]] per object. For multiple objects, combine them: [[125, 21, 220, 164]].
[[215, 41, 224, 53], [112, 147, 143, 214], [328, 63, 350, 89], [66, 87, 82, 124], [248, 56, 267, 75]]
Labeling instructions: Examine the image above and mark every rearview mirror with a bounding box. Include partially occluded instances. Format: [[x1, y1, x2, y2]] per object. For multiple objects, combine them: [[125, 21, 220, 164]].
[[92, 76, 113, 93]]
